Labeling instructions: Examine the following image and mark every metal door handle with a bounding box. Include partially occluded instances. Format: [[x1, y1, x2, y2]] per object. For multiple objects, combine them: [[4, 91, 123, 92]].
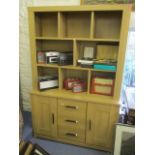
[[65, 120, 79, 124], [51, 113, 54, 124], [52, 113, 55, 124]]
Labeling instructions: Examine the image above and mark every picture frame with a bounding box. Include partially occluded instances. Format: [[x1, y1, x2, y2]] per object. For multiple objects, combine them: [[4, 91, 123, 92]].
[[113, 123, 135, 155], [83, 46, 95, 59], [81, 0, 135, 11]]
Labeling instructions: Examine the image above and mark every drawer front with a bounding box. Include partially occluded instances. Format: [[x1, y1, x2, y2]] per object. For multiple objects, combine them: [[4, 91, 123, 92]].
[[58, 126, 85, 143], [58, 98, 87, 117], [58, 98, 87, 143], [58, 115, 86, 130]]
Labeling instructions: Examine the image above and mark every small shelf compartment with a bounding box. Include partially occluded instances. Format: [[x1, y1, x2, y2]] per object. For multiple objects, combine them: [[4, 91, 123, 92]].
[[36, 40, 73, 66], [76, 40, 119, 71], [94, 11, 122, 39], [35, 12, 58, 37], [37, 66, 59, 91], [36, 40, 73, 51], [90, 71, 115, 96], [61, 68, 88, 93], [59, 12, 91, 38]]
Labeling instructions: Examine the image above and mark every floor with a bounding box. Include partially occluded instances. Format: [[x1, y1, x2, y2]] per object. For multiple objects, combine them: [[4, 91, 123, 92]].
[[22, 111, 112, 155]]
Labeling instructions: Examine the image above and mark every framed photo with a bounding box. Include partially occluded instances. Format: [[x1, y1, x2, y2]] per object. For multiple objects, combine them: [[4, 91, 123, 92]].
[[83, 46, 95, 59], [114, 123, 135, 155], [81, 0, 135, 11]]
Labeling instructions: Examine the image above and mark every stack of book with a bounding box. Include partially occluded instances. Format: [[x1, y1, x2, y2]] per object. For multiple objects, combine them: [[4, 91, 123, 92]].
[[78, 58, 94, 68], [93, 59, 117, 71]]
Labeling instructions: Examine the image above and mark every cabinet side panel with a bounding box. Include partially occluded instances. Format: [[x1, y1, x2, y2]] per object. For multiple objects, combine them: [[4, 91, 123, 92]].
[[114, 8, 131, 100], [28, 10, 38, 90]]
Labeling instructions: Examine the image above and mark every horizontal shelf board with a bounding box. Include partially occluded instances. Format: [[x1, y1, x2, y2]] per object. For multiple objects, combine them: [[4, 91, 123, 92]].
[[35, 37, 73, 41], [90, 68, 116, 73], [31, 89, 118, 105], [61, 65, 89, 71], [29, 4, 131, 12], [61, 65, 116, 73], [36, 64, 116, 73], [35, 37, 119, 43], [37, 64, 59, 68], [76, 38, 120, 42]]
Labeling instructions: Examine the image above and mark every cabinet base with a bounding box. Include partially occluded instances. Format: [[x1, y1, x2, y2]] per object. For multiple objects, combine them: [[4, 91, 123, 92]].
[[34, 133, 112, 152]]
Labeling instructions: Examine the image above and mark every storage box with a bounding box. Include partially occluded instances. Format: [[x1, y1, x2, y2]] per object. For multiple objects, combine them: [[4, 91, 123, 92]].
[[91, 77, 114, 96], [39, 76, 58, 90]]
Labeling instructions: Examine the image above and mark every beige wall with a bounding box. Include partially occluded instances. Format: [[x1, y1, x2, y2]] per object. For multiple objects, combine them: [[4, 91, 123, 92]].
[[19, 0, 33, 111]]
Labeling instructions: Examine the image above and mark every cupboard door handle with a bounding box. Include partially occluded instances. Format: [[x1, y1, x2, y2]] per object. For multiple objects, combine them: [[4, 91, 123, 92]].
[[65, 132, 78, 137], [65, 120, 79, 124], [65, 105, 78, 110], [51, 113, 54, 124], [89, 120, 91, 130]]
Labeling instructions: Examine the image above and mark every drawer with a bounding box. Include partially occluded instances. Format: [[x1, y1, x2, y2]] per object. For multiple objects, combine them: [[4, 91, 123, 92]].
[[58, 98, 87, 117], [58, 115, 86, 130], [58, 126, 85, 143]]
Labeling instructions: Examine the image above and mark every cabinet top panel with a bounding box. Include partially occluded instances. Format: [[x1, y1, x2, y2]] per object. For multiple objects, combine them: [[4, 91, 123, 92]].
[[30, 89, 120, 106], [28, 4, 132, 12]]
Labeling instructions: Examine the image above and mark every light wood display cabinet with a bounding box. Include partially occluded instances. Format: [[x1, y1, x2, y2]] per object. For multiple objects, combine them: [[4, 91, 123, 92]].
[[29, 5, 131, 152]]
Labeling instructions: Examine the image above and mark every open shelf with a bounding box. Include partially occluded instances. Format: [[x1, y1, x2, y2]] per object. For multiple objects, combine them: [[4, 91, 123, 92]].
[[59, 12, 91, 38], [60, 68, 88, 92], [90, 71, 116, 96], [37, 66, 59, 90], [94, 11, 122, 39], [37, 66, 58, 77], [36, 40, 73, 51], [35, 12, 58, 37], [75, 40, 119, 67]]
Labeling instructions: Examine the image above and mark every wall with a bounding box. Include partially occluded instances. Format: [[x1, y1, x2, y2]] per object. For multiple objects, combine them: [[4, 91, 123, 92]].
[[19, 0, 33, 111]]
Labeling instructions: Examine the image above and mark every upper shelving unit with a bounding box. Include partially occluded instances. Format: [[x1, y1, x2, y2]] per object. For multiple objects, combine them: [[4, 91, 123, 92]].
[[29, 5, 131, 100]]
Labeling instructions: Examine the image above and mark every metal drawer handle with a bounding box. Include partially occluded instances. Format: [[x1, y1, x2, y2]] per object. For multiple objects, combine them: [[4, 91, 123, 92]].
[[65, 132, 78, 137], [65, 105, 79, 110], [65, 120, 79, 124]]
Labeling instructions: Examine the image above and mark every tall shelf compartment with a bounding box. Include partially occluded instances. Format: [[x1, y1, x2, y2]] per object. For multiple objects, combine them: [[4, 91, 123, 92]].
[[29, 5, 131, 152]]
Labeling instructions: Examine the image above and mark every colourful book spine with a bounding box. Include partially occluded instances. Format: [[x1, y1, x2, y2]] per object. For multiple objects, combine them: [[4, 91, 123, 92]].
[[94, 64, 116, 71]]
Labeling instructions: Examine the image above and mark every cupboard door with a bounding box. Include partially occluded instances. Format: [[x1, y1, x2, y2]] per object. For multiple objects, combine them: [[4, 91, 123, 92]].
[[31, 95, 57, 137], [86, 103, 112, 148], [49, 97, 58, 137]]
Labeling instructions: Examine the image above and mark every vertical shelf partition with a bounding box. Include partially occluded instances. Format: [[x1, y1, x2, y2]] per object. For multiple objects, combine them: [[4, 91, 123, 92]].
[[90, 11, 95, 39]]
